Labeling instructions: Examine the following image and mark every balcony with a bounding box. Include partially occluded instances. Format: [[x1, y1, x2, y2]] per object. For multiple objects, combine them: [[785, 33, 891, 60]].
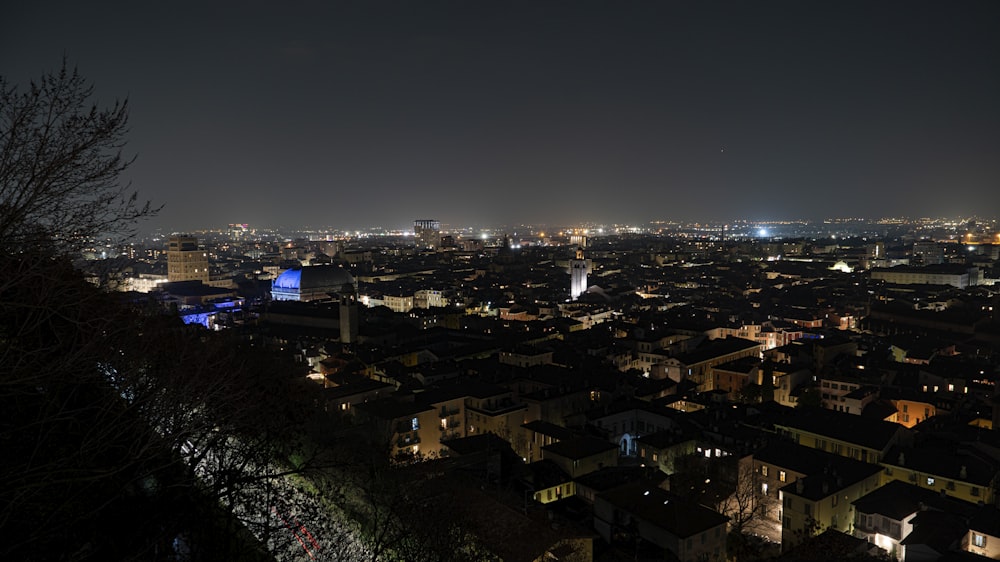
[[439, 406, 461, 418], [396, 434, 421, 448]]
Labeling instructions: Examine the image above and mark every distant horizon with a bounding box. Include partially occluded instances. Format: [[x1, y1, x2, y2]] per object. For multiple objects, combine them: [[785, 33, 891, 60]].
[[4, 1, 998, 234], [134, 214, 1000, 240]]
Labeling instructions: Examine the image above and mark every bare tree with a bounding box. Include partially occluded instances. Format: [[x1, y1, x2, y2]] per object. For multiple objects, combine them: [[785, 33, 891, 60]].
[[0, 61, 156, 253], [719, 458, 766, 535]]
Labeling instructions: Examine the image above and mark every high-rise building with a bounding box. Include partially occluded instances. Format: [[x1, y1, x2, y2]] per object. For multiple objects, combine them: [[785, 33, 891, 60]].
[[167, 235, 209, 283], [569, 247, 588, 300], [414, 219, 441, 250]]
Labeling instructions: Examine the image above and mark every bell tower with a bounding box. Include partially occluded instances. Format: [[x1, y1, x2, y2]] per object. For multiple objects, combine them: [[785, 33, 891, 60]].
[[569, 247, 587, 300]]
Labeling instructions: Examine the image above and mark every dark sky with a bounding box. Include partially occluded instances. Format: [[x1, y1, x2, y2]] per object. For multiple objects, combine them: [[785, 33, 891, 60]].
[[3, 1, 998, 232]]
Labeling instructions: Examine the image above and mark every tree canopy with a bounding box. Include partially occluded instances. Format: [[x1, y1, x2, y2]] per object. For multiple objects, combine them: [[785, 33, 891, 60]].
[[0, 62, 156, 252]]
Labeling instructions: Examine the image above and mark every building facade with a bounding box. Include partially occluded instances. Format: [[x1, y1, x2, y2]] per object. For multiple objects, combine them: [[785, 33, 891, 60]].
[[570, 248, 588, 300], [167, 235, 209, 283], [414, 219, 440, 250]]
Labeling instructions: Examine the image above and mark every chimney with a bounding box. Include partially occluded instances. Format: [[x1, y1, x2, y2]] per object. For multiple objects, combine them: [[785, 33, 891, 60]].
[[898, 452, 905, 466]]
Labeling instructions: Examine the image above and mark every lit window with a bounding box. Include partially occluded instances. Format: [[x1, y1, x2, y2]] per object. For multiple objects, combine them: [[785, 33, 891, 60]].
[[779, 471, 787, 483], [975, 534, 987, 548], [926, 477, 935, 486], [761, 465, 768, 477], [411, 417, 419, 431]]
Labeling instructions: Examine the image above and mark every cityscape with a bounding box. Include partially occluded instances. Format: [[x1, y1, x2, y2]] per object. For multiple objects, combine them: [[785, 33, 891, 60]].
[[64, 214, 1000, 561], [3, 1, 1000, 561]]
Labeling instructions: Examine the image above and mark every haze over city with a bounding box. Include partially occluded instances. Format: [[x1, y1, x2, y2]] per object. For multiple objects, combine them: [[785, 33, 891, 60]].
[[8, 3, 1000, 554], [2, 0, 998, 233]]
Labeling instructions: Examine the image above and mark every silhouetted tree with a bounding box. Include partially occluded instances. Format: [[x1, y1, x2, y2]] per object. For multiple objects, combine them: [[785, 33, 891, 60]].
[[0, 61, 156, 253], [1, 64, 359, 561]]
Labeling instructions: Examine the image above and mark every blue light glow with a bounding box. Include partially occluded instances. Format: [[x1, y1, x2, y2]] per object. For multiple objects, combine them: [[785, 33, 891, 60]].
[[273, 269, 302, 290]]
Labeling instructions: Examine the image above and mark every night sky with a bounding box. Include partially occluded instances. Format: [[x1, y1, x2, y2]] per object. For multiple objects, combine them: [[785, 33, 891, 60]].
[[3, 1, 998, 232]]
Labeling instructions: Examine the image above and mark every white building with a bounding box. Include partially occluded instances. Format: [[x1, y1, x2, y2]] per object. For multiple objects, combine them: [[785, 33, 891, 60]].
[[569, 247, 588, 300]]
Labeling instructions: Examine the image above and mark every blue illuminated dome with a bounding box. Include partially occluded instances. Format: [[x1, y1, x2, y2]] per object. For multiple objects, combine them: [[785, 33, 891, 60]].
[[271, 265, 356, 301]]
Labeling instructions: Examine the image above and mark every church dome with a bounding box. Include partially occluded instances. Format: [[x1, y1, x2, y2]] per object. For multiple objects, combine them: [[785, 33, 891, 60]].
[[271, 265, 356, 301]]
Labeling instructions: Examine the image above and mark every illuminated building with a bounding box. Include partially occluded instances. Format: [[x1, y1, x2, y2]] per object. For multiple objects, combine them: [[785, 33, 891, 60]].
[[871, 264, 980, 289], [167, 235, 209, 283], [228, 223, 249, 239], [270, 265, 356, 302], [569, 247, 587, 300], [414, 219, 440, 250]]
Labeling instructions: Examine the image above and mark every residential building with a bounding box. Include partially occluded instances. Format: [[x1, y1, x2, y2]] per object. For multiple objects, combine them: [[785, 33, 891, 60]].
[[414, 219, 440, 250], [594, 481, 728, 562], [167, 235, 209, 283], [773, 407, 910, 464], [542, 436, 619, 478]]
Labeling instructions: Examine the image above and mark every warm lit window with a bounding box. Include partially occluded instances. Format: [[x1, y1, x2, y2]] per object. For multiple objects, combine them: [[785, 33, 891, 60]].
[[761, 465, 768, 477], [652, 453, 658, 462], [779, 471, 787, 482]]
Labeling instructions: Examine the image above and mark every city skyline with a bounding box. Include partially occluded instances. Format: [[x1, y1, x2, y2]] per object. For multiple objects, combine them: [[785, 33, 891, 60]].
[[3, 1, 998, 233]]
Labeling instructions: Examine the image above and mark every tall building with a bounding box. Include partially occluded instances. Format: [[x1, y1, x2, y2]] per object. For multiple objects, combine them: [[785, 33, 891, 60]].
[[340, 290, 359, 345], [569, 247, 588, 300], [167, 235, 209, 283], [414, 219, 440, 250]]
